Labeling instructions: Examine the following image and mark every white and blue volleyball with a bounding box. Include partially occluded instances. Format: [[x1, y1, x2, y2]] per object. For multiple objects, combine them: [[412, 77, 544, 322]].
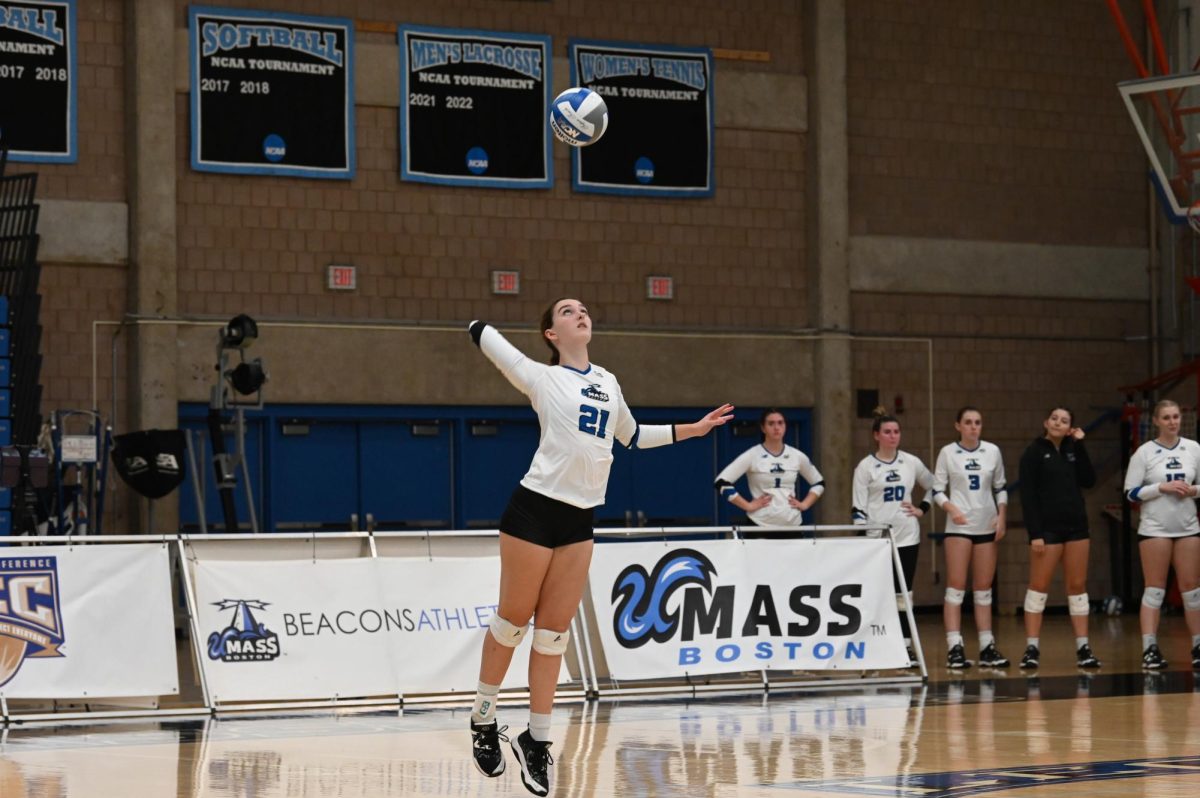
[[549, 87, 609, 147]]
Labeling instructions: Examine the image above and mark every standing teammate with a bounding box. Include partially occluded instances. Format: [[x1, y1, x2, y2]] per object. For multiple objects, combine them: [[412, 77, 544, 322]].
[[467, 298, 732, 796], [713, 408, 825, 532], [1123, 399, 1200, 670], [933, 407, 1010, 669], [851, 414, 934, 667], [1017, 406, 1100, 670]]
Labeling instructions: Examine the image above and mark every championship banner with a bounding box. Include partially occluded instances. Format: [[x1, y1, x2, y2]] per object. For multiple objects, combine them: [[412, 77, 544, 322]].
[[569, 39, 713, 197], [188, 6, 354, 179], [399, 25, 552, 189], [0, 543, 179, 698], [588, 539, 907, 680], [193, 556, 559, 703], [0, 0, 76, 163]]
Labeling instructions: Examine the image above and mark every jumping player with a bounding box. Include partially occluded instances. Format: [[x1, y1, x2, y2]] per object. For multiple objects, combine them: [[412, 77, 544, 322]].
[[1123, 399, 1200, 670], [466, 298, 732, 795], [851, 414, 934, 667], [933, 407, 1010, 669]]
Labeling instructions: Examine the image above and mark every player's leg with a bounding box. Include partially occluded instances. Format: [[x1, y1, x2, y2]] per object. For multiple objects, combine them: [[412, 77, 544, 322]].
[[943, 536, 973, 668], [1062, 538, 1099, 667], [1139, 536, 1173, 669], [1169, 535, 1200, 668], [895, 542, 920, 666], [972, 539, 1008, 666], [1021, 542, 1061, 668]]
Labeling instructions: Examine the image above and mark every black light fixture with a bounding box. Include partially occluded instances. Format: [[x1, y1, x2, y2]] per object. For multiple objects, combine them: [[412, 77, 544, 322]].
[[220, 314, 259, 350], [228, 360, 267, 396]]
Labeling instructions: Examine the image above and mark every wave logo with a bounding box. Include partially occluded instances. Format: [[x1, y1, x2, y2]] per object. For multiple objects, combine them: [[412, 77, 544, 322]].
[[208, 599, 280, 662], [611, 549, 716, 648], [0, 556, 65, 687]]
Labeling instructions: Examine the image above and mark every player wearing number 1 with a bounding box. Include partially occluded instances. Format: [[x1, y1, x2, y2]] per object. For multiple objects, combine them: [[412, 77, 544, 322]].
[[1123, 399, 1200, 670], [466, 298, 732, 795], [933, 407, 1010, 670]]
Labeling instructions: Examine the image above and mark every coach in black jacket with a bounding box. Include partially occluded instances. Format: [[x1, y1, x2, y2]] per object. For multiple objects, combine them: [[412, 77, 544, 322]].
[[1016, 407, 1099, 670]]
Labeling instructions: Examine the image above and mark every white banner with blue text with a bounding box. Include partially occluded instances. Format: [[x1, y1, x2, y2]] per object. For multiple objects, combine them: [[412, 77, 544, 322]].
[[193, 556, 556, 703], [0, 543, 178, 698], [588, 538, 907, 680]]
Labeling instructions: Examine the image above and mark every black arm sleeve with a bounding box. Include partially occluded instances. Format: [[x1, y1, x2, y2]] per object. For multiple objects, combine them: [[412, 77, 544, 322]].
[[1073, 440, 1097, 490], [469, 320, 488, 347], [1018, 444, 1044, 541]]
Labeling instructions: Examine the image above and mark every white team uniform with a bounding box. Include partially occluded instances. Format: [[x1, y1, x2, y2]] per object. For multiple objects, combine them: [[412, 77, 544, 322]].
[[1123, 438, 1200, 538], [476, 324, 673, 509], [932, 441, 1008, 536], [851, 451, 934, 547], [714, 444, 825, 527]]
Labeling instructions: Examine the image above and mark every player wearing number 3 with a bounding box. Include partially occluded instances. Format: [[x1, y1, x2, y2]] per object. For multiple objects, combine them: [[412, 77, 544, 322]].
[[933, 407, 1010, 670], [466, 298, 732, 796], [1123, 399, 1200, 670]]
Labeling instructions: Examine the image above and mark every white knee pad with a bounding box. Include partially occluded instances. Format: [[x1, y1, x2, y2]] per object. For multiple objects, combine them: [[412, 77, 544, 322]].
[[896, 592, 912, 612], [973, 589, 993, 607], [1068, 593, 1090, 616], [1024, 589, 1048, 614], [1142, 587, 1166, 610], [488, 615, 527, 648], [1183, 587, 1200, 611], [945, 587, 965, 606], [532, 627, 570, 656]]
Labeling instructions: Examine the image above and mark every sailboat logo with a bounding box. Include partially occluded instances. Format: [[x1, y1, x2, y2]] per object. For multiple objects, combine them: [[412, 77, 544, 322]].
[[207, 599, 281, 662]]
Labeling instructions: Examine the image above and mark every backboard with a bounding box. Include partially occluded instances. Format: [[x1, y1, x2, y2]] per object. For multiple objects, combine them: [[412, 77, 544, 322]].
[[1119, 71, 1200, 224]]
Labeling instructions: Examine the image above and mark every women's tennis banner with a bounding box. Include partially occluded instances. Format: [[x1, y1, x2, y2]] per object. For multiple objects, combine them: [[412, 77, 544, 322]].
[[568, 39, 713, 197], [587, 538, 907, 680], [0, 0, 76, 163], [189, 6, 354, 178], [399, 25, 552, 189]]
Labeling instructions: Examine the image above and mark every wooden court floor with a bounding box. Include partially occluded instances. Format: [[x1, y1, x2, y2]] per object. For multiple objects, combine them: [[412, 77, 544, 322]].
[[1, 614, 1198, 797]]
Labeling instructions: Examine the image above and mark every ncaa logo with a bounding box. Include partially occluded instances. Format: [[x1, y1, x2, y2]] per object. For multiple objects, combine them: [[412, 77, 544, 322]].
[[208, 599, 281, 662], [262, 133, 286, 163], [0, 556, 66, 687]]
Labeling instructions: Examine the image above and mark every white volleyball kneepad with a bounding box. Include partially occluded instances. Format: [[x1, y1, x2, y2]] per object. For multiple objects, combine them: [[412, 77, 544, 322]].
[[1142, 587, 1166, 610], [1182, 587, 1200, 611], [973, 589, 993, 607], [488, 615, 527, 647], [1068, 593, 1090, 616], [532, 627, 570, 656], [1024, 590, 1048, 614], [944, 587, 965, 606]]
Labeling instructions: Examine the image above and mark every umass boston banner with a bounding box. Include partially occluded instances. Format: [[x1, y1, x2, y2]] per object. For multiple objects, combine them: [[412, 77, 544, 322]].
[[399, 25, 552, 189], [588, 539, 907, 680], [569, 39, 713, 197], [189, 6, 354, 178], [0, 0, 76, 162]]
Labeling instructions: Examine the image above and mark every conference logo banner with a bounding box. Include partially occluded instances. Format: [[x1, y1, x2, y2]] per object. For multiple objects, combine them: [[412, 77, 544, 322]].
[[0, 0, 76, 163], [399, 25, 552, 189], [194, 556, 555, 703], [0, 544, 178, 699], [189, 6, 354, 178], [569, 39, 713, 197], [588, 539, 907, 680]]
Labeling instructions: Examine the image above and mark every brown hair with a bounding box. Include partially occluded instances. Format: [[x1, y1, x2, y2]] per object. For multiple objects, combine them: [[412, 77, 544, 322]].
[[872, 413, 901, 433], [956, 406, 981, 422], [1153, 399, 1181, 419], [539, 297, 572, 365]]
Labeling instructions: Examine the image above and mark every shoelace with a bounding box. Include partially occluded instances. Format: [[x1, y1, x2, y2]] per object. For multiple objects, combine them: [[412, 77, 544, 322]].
[[474, 724, 510, 751], [526, 742, 555, 777]]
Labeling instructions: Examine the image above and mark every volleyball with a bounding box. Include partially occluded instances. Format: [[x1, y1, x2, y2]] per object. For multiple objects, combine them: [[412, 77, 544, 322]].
[[549, 87, 609, 147], [1103, 595, 1123, 616]]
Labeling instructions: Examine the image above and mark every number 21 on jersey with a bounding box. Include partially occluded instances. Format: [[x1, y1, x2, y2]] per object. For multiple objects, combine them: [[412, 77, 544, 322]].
[[579, 405, 610, 438]]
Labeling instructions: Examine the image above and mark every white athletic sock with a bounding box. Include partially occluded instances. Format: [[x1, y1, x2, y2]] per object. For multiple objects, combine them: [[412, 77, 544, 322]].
[[978, 630, 995, 649], [1075, 637, 1089, 649], [947, 632, 963, 648], [1027, 637, 1039, 648], [528, 712, 553, 742], [471, 681, 501, 725], [1142, 634, 1157, 650]]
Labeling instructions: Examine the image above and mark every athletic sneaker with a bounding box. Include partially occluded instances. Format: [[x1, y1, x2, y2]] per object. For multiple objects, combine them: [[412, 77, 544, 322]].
[[1076, 644, 1101, 669], [470, 721, 508, 777], [1142, 644, 1168, 670], [946, 643, 972, 669], [978, 643, 1010, 668], [1191, 644, 1200, 669], [1018, 645, 1039, 670], [511, 728, 554, 796]]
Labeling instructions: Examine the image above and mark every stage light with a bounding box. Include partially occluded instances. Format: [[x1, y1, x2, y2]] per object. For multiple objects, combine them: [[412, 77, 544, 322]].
[[220, 314, 258, 350], [227, 360, 267, 396]]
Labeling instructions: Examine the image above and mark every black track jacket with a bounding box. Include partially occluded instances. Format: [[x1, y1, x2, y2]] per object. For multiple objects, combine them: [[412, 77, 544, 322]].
[[1018, 436, 1096, 541]]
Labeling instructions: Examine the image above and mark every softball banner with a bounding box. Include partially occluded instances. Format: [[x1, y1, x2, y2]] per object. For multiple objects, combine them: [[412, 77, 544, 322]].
[[189, 6, 354, 178], [569, 39, 714, 197], [0, 0, 76, 162], [399, 25, 552, 189], [588, 538, 907, 680]]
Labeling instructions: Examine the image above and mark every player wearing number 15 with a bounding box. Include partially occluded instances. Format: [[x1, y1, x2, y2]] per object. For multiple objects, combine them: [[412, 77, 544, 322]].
[[466, 299, 732, 796], [1123, 399, 1200, 670]]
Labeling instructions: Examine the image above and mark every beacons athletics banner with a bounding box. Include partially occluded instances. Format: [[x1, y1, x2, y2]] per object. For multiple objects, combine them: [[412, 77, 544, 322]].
[[588, 538, 908, 680]]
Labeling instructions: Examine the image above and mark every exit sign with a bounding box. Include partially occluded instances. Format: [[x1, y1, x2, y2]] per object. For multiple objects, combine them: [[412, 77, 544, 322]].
[[492, 270, 520, 295], [327, 264, 357, 290], [646, 275, 674, 300]]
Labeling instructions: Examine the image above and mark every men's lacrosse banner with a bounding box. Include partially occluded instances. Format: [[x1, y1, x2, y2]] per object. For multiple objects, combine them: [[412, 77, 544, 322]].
[[569, 39, 713, 197], [193, 556, 560, 703], [588, 539, 907, 680], [189, 6, 354, 178], [0, 543, 178, 698], [0, 0, 76, 162], [399, 25, 552, 189]]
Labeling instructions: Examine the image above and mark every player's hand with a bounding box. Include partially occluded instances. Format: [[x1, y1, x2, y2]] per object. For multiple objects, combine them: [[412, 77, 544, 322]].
[[787, 496, 805, 510], [1161, 480, 1191, 497], [944, 503, 968, 525], [901, 501, 923, 518], [1069, 427, 1085, 441], [1031, 538, 1046, 553], [749, 495, 772, 510], [694, 404, 735, 435], [990, 516, 1006, 541]]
